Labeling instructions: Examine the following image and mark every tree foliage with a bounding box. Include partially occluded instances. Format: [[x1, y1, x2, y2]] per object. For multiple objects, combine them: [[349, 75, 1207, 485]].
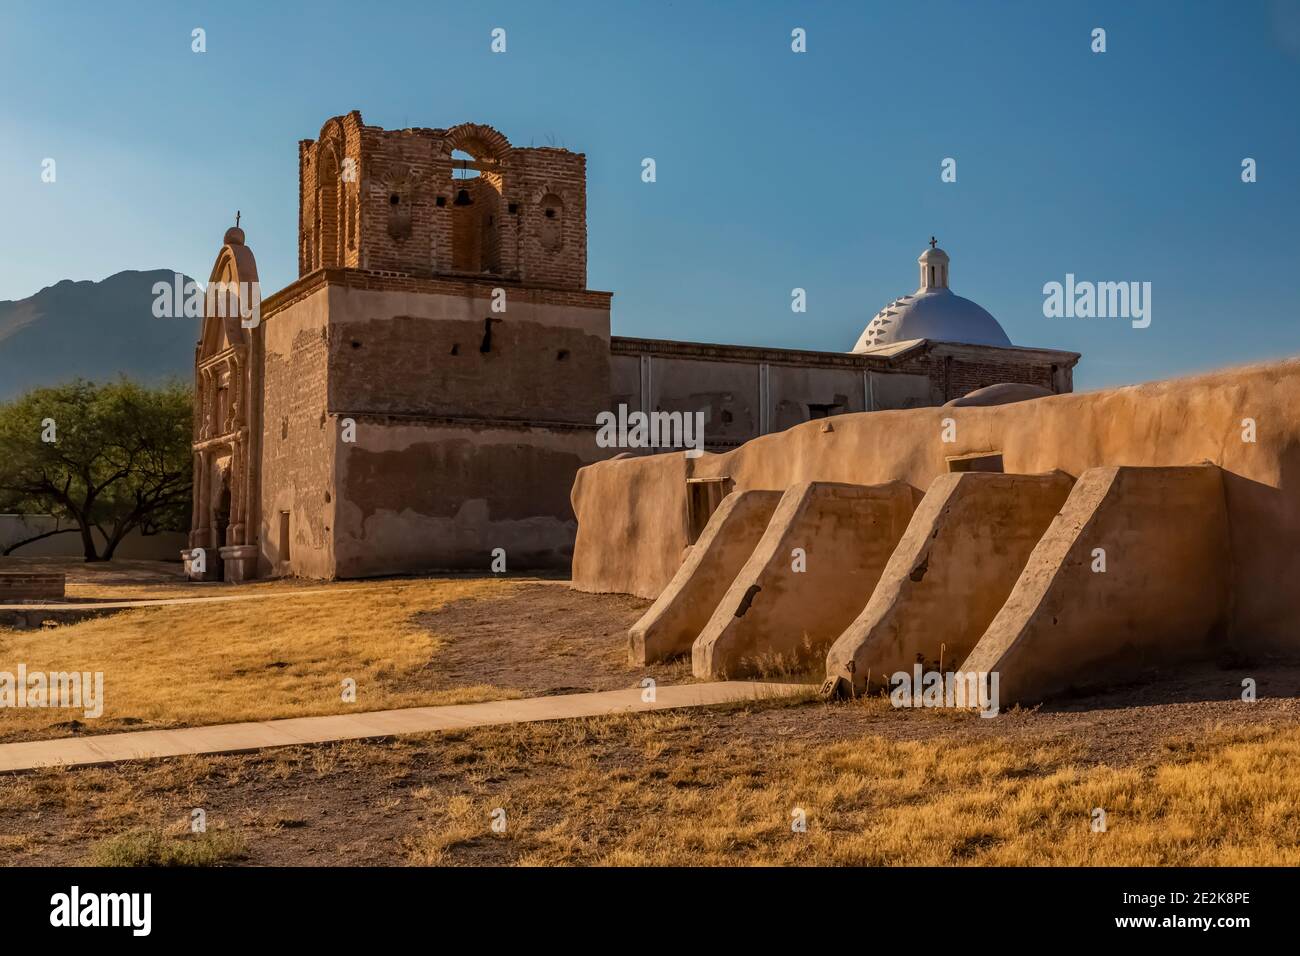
[[0, 378, 192, 560]]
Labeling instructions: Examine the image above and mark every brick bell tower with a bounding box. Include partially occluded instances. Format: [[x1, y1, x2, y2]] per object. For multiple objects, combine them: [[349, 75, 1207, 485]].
[[252, 113, 612, 580], [298, 112, 588, 288]]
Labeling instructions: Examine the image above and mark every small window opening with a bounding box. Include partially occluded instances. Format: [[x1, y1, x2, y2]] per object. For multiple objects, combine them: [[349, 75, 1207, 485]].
[[556, 349, 569, 361], [686, 477, 734, 543], [436, 196, 446, 207], [450, 343, 460, 356], [946, 452, 1004, 474], [389, 194, 400, 206]]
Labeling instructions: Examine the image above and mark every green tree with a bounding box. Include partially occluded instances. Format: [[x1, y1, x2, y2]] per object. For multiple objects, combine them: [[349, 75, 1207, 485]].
[[0, 379, 192, 561]]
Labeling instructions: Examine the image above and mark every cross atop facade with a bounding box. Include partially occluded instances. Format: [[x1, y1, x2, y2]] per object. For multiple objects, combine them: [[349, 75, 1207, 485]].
[[235, 210, 241, 228], [928, 235, 938, 249]]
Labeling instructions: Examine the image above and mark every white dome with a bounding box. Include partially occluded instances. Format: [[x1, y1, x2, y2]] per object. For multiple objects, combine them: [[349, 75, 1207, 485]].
[[852, 242, 1012, 351]]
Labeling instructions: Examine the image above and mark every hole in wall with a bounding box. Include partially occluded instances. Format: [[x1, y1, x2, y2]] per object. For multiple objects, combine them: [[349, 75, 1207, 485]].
[[946, 452, 1004, 474], [436, 196, 446, 207], [389, 194, 400, 206], [450, 343, 460, 355], [351, 340, 362, 349], [806, 402, 842, 420], [556, 349, 569, 361], [735, 584, 761, 618], [479, 317, 499, 353]]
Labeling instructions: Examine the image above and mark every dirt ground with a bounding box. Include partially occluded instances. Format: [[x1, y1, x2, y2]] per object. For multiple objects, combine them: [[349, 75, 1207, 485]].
[[414, 585, 690, 695]]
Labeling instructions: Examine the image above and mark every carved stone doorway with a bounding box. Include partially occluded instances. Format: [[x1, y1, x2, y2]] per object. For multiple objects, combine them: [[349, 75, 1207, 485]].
[[213, 480, 232, 580]]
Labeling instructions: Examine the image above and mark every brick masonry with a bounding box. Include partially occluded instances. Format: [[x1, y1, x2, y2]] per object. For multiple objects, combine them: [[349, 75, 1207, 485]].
[[0, 572, 65, 602], [299, 113, 587, 289]]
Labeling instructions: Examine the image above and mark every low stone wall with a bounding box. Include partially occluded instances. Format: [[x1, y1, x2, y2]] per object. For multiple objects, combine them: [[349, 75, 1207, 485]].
[[0, 515, 186, 561], [0, 571, 65, 602]]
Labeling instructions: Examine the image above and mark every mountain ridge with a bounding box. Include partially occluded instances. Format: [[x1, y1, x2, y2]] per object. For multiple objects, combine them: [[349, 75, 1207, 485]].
[[0, 270, 200, 400]]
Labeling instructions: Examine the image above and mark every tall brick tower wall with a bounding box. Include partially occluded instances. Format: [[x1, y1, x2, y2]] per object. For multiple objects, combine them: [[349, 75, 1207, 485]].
[[252, 114, 610, 579], [298, 113, 587, 289]]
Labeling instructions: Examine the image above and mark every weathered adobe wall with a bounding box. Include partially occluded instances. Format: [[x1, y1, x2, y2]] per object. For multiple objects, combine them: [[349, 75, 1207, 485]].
[[571, 357, 1300, 655], [823, 470, 1075, 695], [332, 419, 602, 575], [960, 466, 1231, 702], [691, 481, 917, 679], [325, 284, 610, 424], [649, 356, 765, 445], [258, 287, 337, 579], [628, 489, 782, 665]]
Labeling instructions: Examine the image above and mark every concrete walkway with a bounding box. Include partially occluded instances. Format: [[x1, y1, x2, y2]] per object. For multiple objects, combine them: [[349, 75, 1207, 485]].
[[0, 681, 811, 773]]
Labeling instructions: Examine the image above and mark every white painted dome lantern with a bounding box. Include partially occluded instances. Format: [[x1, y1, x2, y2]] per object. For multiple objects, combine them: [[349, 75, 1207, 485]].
[[853, 239, 1012, 351]]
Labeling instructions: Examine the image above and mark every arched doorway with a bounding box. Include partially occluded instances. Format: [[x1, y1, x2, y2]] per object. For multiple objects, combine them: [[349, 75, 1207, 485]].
[[214, 481, 232, 580]]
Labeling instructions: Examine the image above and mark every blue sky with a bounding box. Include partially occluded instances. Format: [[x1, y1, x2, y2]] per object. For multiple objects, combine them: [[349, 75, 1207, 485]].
[[1, 0, 1297, 390]]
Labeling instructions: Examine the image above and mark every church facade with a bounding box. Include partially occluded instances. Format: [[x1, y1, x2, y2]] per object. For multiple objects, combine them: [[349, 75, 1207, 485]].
[[185, 113, 1079, 582]]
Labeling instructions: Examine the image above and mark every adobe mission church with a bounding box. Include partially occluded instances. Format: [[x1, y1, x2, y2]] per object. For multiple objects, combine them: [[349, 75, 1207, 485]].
[[186, 112, 1079, 582]]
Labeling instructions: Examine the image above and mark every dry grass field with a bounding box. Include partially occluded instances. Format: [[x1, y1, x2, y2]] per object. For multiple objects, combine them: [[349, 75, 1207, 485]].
[[4, 562, 1300, 866], [0, 567, 682, 742], [0, 572, 528, 742], [3, 691, 1300, 866]]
